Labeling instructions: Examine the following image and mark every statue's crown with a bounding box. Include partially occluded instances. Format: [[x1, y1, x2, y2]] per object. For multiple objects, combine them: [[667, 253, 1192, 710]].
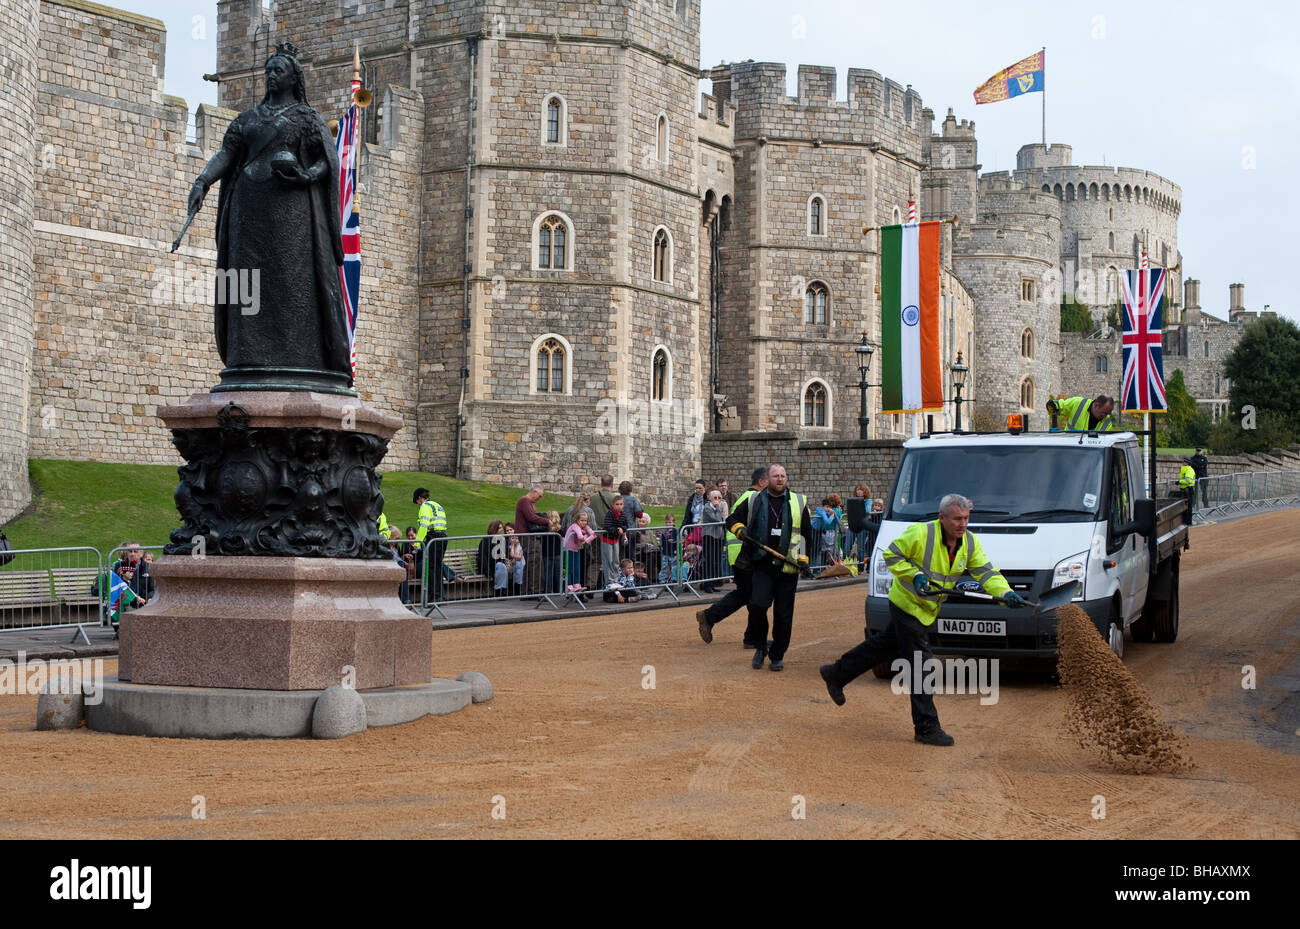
[[274, 41, 300, 62]]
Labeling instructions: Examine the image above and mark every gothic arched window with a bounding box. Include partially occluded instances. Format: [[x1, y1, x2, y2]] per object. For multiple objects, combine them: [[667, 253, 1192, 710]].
[[805, 282, 829, 324], [534, 336, 568, 394], [803, 381, 829, 427]]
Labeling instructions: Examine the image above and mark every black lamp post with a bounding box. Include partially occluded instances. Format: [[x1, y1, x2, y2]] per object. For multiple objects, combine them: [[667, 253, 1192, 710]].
[[951, 350, 969, 432], [854, 331, 875, 440]]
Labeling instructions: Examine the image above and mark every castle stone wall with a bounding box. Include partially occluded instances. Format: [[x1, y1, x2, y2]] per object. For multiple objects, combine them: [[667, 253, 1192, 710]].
[[717, 61, 926, 441], [953, 202, 1061, 421], [701, 433, 904, 504], [0, 0, 39, 523], [29, 0, 221, 466], [23, 0, 423, 474]]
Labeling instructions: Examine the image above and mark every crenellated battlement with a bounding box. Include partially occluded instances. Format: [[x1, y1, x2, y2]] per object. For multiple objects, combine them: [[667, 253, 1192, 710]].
[[698, 92, 734, 128], [717, 61, 925, 159], [1016, 163, 1183, 217], [977, 186, 1062, 223], [954, 222, 1059, 265], [933, 106, 976, 140]]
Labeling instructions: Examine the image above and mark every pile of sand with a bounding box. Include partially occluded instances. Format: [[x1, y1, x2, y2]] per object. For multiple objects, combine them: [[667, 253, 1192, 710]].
[[1056, 604, 1194, 774]]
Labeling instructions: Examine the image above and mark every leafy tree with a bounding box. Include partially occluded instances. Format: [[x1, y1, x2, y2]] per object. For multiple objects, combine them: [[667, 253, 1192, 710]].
[[1207, 407, 1297, 454], [1157, 369, 1199, 446], [1106, 302, 1121, 331], [1060, 297, 1094, 334], [1222, 316, 1300, 436], [1184, 410, 1213, 448]]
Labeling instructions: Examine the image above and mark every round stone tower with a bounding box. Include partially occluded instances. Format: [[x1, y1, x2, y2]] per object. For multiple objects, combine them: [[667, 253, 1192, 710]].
[[953, 178, 1062, 424], [0, 0, 39, 524], [1015, 143, 1181, 318]]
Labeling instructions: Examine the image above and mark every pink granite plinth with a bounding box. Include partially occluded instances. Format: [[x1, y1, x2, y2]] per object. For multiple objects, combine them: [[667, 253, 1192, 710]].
[[118, 556, 430, 691], [158, 390, 402, 438]]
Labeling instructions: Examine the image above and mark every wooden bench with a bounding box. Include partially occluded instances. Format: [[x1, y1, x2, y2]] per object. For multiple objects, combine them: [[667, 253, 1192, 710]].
[[388, 544, 490, 603], [0, 566, 103, 628], [440, 547, 490, 601]]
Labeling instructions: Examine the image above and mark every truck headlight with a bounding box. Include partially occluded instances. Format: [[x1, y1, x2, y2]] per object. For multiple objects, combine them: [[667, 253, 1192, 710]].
[[874, 556, 892, 597], [1052, 551, 1088, 598]]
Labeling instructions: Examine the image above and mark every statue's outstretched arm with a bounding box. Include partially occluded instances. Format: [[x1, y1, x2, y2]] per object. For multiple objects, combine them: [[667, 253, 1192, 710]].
[[188, 148, 234, 215]]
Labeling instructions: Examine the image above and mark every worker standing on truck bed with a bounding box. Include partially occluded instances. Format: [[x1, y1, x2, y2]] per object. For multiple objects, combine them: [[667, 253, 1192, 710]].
[[1048, 394, 1119, 432], [818, 493, 1025, 746]]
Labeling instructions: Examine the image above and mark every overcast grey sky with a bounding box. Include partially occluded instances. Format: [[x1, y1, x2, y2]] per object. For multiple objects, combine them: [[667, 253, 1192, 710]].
[[121, 0, 1291, 323]]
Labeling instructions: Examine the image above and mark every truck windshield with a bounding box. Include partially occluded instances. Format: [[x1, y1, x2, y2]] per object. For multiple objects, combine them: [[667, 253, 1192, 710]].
[[890, 446, 1105, 523]]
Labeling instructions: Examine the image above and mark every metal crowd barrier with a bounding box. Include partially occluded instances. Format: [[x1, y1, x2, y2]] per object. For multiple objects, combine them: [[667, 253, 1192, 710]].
[[1156, 470, 1300, 523], [0, 546, 103, 644], [677, 520, 733, 598], [410, 531, 588, 618]]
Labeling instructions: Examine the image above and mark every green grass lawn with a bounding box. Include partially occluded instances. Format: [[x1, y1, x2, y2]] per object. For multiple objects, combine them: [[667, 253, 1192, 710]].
[[5, 460, 678, 557]]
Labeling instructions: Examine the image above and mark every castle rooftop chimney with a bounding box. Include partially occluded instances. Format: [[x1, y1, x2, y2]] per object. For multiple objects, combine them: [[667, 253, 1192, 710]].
[[1229, 282, 1245, 319]]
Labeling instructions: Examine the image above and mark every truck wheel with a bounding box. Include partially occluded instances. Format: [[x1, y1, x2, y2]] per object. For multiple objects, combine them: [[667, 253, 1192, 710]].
[[872, 660, 894, 679], [1128, 613, 1155, 642], [1107, 606, 1125, 660], [1153, 579, 1179, 642]]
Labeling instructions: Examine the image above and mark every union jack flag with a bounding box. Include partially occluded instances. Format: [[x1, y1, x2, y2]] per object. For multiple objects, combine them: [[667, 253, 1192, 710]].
[[1120, 267, 1167, 413], [336, 80, 361, 377]]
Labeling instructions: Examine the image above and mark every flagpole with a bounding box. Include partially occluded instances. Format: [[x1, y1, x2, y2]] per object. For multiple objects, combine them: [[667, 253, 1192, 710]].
[[1041, 46, 1046, 146]]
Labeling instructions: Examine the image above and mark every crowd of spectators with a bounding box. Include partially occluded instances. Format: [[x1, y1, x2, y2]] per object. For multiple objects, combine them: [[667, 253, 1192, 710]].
[[388, 473, 884, 608]]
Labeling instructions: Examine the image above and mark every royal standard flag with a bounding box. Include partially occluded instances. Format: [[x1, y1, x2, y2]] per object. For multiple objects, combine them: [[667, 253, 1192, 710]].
[[880, 221, 942, 414], [973, 50, 1045, 104]]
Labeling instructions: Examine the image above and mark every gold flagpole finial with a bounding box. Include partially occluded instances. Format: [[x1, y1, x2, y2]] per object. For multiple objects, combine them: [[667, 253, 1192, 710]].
[[353, 42, 361, 84]]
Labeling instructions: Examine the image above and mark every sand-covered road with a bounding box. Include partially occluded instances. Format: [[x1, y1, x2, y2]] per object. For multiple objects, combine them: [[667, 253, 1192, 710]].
[[1, 510, 1296, 838]]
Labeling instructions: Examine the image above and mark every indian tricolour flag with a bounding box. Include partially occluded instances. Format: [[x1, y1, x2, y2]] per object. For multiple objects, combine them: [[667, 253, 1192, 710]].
[[880, 221, 942, 413]]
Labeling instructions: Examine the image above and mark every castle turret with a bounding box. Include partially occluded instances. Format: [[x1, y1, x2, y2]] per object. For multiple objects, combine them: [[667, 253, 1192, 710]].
[[1016, 143, 1073, 170], [952, 181, 1062, 422], [714, 60, 926, 438], [0, 0, 39, 522]]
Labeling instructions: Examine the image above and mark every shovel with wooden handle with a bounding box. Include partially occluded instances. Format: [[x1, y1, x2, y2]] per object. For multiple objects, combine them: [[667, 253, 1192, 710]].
[[738, 534, 853, 579]]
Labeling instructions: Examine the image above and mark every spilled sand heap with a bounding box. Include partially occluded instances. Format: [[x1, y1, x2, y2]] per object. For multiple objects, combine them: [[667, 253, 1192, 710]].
[[1056, 604, 1195, 774]]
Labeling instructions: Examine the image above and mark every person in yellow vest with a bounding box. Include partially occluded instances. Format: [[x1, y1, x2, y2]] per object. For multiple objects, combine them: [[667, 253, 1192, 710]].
[[819, 493, 1024, 746], [413, 487, 448, 600], [724, 464, 813, 671], [697, 467, 767, 649], [1047, 394, 1119, 432], [1178, 459, 1197, 522], [377, 511, 389, 537]]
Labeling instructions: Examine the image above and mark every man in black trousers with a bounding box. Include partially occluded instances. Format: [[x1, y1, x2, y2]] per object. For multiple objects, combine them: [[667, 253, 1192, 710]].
[[714, 464, 812, 672], [696, 467, 767, 648]]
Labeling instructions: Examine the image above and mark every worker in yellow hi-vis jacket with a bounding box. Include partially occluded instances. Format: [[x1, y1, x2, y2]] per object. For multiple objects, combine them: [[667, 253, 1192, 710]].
[[818, 493, 1023, 746]]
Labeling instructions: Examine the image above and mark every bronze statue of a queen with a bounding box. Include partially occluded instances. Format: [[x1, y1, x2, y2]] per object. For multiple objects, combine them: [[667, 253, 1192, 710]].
[[188, 42, 352, 394]]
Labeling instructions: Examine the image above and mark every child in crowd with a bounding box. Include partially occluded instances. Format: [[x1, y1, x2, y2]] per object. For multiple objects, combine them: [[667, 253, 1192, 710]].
[[544, 509, 564, 595], [812, 497, 839, 569], [563, 513, 596, 591], [478, 519, 509, 597], [604, 558, 641, 604], [634, 511, 660, 587], [680, 541, 701, 583], [601, 495, 626, 589], [656, 513, 677, 585], [505, 524, 526, 596], [827, 492, 844, 561]]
